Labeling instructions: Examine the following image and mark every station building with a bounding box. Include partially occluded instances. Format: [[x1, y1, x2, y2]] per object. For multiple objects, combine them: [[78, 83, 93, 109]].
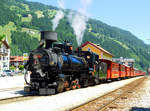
[[81, 41, 113, 61]]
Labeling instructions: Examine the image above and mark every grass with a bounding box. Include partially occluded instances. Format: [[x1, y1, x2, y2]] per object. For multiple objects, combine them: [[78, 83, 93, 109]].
[[47, 9, 57, 18], [9, 5, 20, 11], [21, 3, 30, 11], [88, 24, 106, 38], [0, 22, 17, 44], [35, 11, 44, 18], [21, 16, 32, 22], [113, 39, 130, 50], [22, 28, 40, 40], [0, 21, 40, 46]]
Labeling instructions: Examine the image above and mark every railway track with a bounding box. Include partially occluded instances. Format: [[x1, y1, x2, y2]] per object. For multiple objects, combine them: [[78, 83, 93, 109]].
[[71, 76, 146, 111], [0, 94, 40, 105]]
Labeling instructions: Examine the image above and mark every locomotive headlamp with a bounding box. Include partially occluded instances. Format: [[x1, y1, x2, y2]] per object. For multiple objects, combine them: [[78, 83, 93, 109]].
[[70, 46, 73, 50], [87, 56, 90, 59]]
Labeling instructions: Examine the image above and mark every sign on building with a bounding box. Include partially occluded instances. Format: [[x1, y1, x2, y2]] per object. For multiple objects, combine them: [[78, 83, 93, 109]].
[[23, 53, 28, 61]]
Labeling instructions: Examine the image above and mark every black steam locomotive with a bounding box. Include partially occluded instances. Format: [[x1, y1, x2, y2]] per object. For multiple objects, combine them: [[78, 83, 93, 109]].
[[24, 31, 100, 95]]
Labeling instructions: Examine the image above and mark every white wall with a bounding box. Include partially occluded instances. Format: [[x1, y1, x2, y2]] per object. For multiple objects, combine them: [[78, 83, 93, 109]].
[[0, 43, 10, 72]]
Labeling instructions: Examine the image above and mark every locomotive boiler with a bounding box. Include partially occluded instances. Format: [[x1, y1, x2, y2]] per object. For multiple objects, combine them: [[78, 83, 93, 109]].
[[24, 31, 99, 95]]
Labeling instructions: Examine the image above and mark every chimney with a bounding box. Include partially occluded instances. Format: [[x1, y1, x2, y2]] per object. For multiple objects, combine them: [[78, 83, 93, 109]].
[[41, 31, 57, 49]]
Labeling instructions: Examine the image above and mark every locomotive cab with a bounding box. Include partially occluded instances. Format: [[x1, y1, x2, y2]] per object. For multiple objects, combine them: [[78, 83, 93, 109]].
[[53, 41, 73, 54]]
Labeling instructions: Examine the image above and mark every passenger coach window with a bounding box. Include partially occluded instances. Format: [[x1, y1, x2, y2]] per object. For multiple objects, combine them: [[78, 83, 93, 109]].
[[112, 64, 119, 71], [99, 62, 107, 78], [121, 66, 125, 71]]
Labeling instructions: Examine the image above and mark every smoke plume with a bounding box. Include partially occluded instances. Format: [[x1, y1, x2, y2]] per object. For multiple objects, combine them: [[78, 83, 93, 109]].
[[68, 0, 92, 46], [52, 0, 65, 31]]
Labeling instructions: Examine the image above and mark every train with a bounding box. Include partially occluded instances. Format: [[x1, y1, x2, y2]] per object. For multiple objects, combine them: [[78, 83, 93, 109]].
[[24, 31, 146, 95]]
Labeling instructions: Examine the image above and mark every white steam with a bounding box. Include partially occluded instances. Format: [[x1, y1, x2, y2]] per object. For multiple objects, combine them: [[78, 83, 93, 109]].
[[52, 11, 64, 31], [68, 0, 92, 46], [69, 13, 88, 46], [52, 0, 65, 31]]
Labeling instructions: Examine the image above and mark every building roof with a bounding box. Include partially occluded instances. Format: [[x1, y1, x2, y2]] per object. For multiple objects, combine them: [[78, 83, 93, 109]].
[[2, 40, 10, 49], [10, 56, 24, 62], [81, 41, 113, 56]]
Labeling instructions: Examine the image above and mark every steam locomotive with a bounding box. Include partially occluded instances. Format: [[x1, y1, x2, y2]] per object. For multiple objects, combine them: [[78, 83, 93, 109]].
[[24, 31, 100, 95], [24, 31, 146, 95]]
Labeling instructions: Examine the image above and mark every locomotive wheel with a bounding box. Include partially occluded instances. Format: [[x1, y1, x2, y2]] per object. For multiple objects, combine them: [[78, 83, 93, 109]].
[[65, 88, 71, 91], [64, 79, 81, 91], [77, 84, 81, 89], [71, 79, 80, 90]]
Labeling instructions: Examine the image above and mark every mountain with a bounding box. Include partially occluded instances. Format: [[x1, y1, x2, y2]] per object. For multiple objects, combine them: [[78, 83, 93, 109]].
[[0, 0, 149, 70]]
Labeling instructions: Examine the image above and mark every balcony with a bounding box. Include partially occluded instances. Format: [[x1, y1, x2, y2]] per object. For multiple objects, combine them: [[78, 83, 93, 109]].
[[0, 48, 8, 56]]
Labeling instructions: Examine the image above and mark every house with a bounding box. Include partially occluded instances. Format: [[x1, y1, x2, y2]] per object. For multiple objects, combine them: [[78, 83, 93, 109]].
[[0, 40, 10, 73], [112, 57, 135, 67], [10, 56, 24, 66], [81, 41, 113, 60]]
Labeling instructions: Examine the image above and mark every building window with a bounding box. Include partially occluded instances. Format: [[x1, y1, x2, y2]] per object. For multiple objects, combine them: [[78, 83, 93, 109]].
[[3, 57, 5, 61]]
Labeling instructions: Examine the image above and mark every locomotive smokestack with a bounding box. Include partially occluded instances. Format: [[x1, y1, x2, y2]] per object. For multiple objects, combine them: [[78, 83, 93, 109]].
[[41, 31, 57, 49]]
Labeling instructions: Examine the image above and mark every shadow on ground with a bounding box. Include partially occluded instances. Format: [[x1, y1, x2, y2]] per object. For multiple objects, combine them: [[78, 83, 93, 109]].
[[130, 107, 150, 111], [14, 90, 30, 96]]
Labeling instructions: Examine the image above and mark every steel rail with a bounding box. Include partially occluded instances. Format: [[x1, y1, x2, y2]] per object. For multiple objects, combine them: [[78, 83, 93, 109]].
[[71, 77, 145, 111]]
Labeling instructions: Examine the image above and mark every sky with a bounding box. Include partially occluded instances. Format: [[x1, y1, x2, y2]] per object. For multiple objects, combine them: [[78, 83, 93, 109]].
[[28, 0, 150, 44]]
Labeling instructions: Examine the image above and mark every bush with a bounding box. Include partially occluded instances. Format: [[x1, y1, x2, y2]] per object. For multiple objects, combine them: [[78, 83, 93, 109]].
[[18, 65, 24, 70], [10, 65, 16, 70]]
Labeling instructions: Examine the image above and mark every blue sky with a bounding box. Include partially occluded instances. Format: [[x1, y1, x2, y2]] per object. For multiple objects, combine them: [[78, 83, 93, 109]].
[[27, 0, 150, 44]]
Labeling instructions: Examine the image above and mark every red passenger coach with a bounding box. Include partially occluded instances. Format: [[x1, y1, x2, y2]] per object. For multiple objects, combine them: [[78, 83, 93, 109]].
[[99, 59, 145, 82], [100, 59, 119, 80], [111, 62, 120, 79], [137, 70, 142, 76], [136, 70, 145, 76], [134, 68, 139, 77], [130, 67, 134, 77], [134, 69, 137, 77], [125, 66, 131, 78], [119, 64, 126, 79]]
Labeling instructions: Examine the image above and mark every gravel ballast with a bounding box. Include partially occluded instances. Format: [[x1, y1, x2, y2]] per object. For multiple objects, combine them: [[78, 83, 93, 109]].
[[107, 76, 150, 111], [0, 77, 143, 111]]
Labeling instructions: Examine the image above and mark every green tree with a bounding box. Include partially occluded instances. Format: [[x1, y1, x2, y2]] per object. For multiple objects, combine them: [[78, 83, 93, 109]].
[[0, 34, 6, 41], [18, 65, 24, 70], [10, 65, 16, 70]]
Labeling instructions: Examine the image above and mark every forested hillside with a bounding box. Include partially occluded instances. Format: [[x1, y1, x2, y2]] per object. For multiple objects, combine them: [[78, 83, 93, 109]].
[[0, 0, 149, 70]]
